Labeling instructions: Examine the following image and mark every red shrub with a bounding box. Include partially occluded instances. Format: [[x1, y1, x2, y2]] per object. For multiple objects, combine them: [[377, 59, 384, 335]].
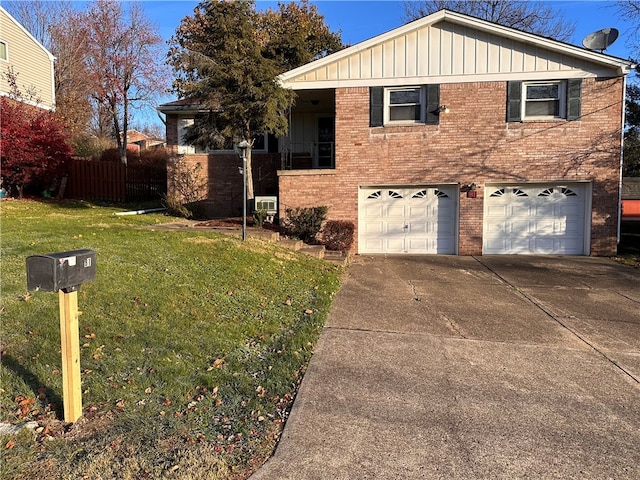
[[320, 220, 355, 251], [0, 98, 72, 197]]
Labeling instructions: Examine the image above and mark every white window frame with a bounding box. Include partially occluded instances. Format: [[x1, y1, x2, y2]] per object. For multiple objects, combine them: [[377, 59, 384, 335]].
[[177, 118, 198, 154], [177, 116, 267, 154], [522, 81, 567, 120], [384, 86, 425, 125], [0, 40, 8, 62]]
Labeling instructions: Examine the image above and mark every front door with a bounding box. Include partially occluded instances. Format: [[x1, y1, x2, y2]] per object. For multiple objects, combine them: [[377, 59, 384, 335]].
[[316, 117, 334, 168]]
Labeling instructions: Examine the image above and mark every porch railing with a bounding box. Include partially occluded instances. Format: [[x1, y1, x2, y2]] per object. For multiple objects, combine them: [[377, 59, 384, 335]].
[[280, 141, 334, 170]]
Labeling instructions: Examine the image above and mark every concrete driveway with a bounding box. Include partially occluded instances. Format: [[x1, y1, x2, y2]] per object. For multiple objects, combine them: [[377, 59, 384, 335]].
[[251, 256, 640, 479]]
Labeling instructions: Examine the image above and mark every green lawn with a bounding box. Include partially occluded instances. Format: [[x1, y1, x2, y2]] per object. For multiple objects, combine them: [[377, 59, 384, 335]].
[[0, 199, 342, 479]]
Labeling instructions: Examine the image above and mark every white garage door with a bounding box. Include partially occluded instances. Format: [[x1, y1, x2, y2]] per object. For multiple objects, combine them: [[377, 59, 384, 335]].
[[483, 184, 589, 255], [359, 186, 457, 254]]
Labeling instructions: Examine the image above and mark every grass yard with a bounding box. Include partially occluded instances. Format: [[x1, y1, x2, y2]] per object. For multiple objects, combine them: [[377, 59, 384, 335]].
[[0, 199, 342, 479]]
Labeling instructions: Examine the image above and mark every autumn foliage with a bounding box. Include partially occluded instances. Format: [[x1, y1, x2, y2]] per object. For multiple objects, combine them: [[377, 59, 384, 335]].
[[0, 98, 72, 197]]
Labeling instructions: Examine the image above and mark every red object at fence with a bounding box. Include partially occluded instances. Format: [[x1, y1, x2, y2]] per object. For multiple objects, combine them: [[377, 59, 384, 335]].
[[622, 200, 640, 218]]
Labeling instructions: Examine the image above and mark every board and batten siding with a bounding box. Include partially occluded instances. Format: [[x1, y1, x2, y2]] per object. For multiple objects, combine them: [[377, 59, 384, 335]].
[[0, 7, 55, 110], [283, 18, 623, 89]]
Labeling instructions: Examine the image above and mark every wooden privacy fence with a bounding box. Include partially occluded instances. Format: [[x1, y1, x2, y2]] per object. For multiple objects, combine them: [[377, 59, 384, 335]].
[[65, 159, 167, 202]]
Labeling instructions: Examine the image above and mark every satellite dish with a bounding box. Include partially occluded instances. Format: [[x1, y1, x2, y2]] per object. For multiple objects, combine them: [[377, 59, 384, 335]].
[[582, 28, 619, 53]]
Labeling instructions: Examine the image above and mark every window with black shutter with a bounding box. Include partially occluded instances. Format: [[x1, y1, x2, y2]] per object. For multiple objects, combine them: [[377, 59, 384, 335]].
[[507, 79, 581, 122], [369, 85, 440, 127]]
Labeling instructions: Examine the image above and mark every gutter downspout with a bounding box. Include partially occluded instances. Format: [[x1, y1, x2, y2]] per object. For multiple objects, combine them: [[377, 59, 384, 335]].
[[617, 74, 628, 247]]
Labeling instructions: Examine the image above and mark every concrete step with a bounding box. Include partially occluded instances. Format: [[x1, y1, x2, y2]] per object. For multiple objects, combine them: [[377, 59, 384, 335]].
[[247, 229, 280, 242], [323, 250, 350, 266], [298, 244, 326, 259], [279, 238, 304, 251]]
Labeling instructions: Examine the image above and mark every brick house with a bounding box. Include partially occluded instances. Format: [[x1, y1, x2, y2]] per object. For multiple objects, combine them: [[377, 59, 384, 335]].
[[160, 10, 635, 255]]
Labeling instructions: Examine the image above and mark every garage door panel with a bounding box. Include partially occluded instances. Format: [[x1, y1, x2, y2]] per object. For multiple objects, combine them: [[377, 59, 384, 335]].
[[363, 221, 384, 234], [486, 205, 509, 217], [385, 237, 406, 253], [512, 205, 533, 216], [557, 204, 582, 216], [509, 219, 533, 234], [360, 186, 457, 254], [361, 237, 385, 252], [387, 221, 406, 234], [407, 238, 429, 252], [407, 205, 429, 217], [484, 183, 587, 255], [363, 205, 384, 217], [534, 219, 562, 234], [564, 220, 582, 235], [533, 237, 555, 253], [407, 222, 428, 234], [386, 206, 405, 217]]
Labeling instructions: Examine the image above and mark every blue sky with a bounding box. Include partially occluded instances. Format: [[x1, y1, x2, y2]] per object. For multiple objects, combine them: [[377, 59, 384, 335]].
[[142, 0, 637, 59], [137, 0, 638, 129]]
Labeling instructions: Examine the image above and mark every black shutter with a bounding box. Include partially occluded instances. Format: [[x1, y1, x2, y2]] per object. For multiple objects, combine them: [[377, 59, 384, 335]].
[[567, 79, 582, 121], [425, 84, 440, 125], [369, 86, 384, 127], [506, 81, 522, 122]]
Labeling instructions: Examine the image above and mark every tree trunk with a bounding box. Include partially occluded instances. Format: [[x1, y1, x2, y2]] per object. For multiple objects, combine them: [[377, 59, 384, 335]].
[[112, 106, 126, 165], [246, 146, 255, 201], [121, 92, 129, 165]]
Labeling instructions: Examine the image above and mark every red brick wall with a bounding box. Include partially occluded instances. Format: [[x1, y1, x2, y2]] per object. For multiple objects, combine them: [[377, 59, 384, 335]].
[[165, 115, 279, 217], [279, 78, 624, 255]]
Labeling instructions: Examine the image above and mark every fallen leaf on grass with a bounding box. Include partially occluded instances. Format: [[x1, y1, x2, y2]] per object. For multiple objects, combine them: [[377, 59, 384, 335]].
[[284, 298, 292, 306], [5, 441, 15, 450], [207, 358, 225, 371], [115, 399, 125, 408], [18, 397, 34, 407], [304, 309, 313, 315]]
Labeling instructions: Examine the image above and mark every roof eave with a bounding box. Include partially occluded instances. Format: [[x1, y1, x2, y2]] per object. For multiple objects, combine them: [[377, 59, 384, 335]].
[[156, 104, 209, 114]]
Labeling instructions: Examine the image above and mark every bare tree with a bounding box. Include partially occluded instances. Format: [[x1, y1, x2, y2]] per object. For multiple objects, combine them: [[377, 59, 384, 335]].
[[3, 1, 91, 138], [84, 0, 170, 164], [403, 0, 575, 41], [49, 11, 94, 140], [615, 1, 640, 63], [2, 0, 71, 50]]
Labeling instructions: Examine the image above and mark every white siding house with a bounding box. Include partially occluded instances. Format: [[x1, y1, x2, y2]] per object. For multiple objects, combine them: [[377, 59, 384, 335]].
[[0, 6, 55, 110]]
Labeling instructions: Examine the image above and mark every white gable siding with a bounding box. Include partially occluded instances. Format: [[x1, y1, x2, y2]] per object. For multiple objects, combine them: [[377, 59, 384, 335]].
[[282, 15, 627, 90], [0, 7, 55, 110]]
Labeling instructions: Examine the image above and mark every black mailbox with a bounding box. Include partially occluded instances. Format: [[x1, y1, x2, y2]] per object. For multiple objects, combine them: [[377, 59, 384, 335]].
[[26, 249, 96, 293]]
